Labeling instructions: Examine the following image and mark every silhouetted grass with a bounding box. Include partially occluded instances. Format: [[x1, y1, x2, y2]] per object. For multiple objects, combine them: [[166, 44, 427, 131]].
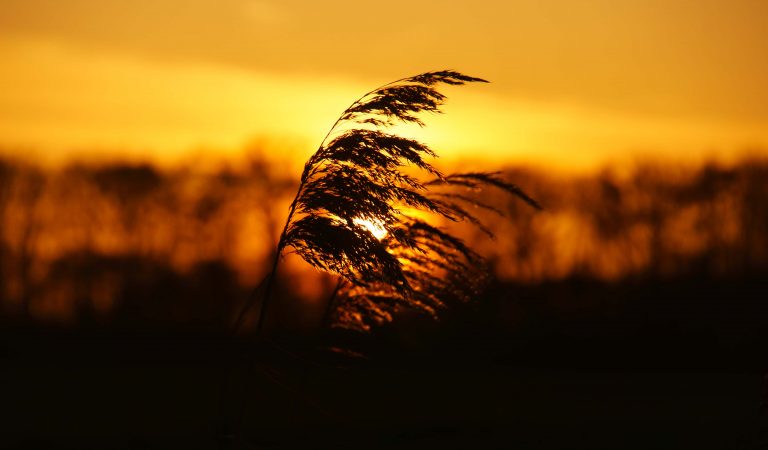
[[246, 70, 539, 335]]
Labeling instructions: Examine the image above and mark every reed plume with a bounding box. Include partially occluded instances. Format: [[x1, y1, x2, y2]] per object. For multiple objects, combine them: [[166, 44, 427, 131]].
[[243, 70, 540, 334]]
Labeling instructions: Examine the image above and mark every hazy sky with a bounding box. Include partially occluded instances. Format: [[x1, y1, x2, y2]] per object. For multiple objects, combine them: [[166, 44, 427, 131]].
[[2, 0, 767, 170]]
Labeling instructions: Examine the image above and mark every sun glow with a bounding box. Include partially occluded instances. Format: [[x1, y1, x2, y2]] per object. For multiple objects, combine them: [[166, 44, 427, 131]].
[[353, 217, 388, 240]]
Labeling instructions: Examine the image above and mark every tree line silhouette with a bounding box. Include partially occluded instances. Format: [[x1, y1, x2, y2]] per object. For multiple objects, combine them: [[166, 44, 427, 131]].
[[1, 153, 767, 344]]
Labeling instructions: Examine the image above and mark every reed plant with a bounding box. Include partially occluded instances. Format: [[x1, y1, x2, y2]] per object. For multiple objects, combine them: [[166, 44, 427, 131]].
[[236, 70, 540, 334]]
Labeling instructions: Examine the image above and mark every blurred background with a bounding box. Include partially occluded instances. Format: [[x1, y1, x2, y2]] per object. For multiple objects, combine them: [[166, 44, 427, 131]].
[[2, 1, 768, 447], [1, 154, 767, 367]]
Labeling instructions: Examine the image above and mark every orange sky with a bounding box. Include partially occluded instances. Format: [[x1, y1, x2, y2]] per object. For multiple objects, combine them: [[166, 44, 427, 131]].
[[1, 0, 767, 172]]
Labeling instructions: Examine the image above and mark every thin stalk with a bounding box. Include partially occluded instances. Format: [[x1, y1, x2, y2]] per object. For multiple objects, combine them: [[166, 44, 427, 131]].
[[233, 187, 299, 335], [253, 199, 296, 336], [231, 273, 268, 333], [253, 247, 282, 335], [321, 277, 346, 329]]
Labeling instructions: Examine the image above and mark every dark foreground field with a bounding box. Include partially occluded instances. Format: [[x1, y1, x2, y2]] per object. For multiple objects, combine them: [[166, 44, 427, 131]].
[[3, 277, 767, 450], [1, 336, 764, 450]]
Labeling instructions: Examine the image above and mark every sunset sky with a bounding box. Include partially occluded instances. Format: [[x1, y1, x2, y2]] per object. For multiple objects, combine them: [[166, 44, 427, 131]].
[[1, 0, 767, 171]]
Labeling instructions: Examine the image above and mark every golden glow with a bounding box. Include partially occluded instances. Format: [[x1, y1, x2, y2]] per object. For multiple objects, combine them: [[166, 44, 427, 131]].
[[353, 217, 388, 240], [1, 155, 764, 321], [1, 1, 767, 171]]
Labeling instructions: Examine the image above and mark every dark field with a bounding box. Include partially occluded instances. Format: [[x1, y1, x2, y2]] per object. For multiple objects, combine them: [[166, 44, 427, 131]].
[[1, 156, 767, 448], [2, 352, 764, 449]]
